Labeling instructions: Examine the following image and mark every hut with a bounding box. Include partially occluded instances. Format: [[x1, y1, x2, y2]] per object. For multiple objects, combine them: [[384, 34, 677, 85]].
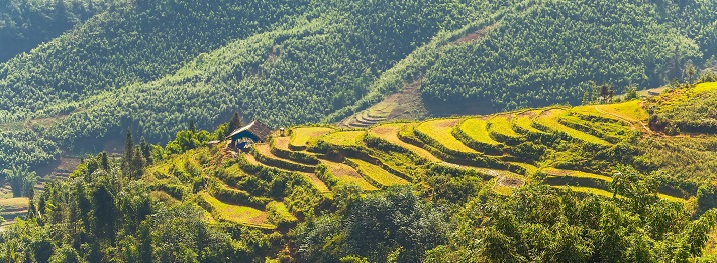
[[225, 120, 272, 151]]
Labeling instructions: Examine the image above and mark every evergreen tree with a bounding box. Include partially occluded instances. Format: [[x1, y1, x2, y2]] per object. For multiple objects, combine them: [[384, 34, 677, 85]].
[[76, 182, 92, 231], [139, 223, 152, 263], [130, 145, 146, 180], [686, 61, 696, 85], [139, 136, 150, 164], [92, 183, 117, 243], [582, 89, 590, 105], [122, 129, 134, 177], [226, 112, 244, 137], [99, 152, 109, 171], [189, 120, 196, 133]]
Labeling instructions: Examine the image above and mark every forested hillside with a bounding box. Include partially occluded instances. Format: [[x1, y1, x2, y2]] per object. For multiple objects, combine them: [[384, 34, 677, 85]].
[[0, 0, 116, 62], [3, 82, 717, 262], [1, 0, 717, 190]]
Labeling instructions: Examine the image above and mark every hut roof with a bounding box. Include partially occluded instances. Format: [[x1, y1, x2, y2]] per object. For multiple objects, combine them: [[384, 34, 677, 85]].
[[225, 120, 272, 142]]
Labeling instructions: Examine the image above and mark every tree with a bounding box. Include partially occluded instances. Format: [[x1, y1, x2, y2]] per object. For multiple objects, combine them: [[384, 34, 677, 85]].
[[685, 61, 696, 85], [99, 152, 109, 171], [130, 145, 146, 180], [188, 120, 196, 133], [226, 112, 244, 137], [590, 80, 598, 103], [139, 136, 150, 164], [4, 167, 37, 197], [625, 85, 638, 100], [668, 45, 683, 81], [93, 183, 117, 243], [121, 129, 134, 177], [599, 83, 612, 103], [582, 89, 591, 105], [139, 223, 152, 263]]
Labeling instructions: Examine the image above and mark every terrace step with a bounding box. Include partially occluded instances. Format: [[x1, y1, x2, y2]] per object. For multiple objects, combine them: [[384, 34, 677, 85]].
[[243, 154, 329, 194], [252, 144, 316, 173], [345, 158, 409, 188], [319, 160, 379, 191]]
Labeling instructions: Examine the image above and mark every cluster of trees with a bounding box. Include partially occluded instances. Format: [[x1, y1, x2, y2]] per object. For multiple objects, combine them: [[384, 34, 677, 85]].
[[0, 0, 308, 123], [0, 0, 115, 62], [33, 0, 477, 147], [294, 166, 717, 262], [0, 129, 60, 171], [1, 167, 36, 197], [420, 0, 716, 112], [0, 125, 282, 262]]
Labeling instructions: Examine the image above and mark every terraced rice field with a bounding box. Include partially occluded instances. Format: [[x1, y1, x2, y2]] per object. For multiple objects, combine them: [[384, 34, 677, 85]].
[[347, 158, 409, 187], [595, 100, 649, 123], [457, 118, 503, 149], [487, 114, 522, 141], [0, 198, 29, 224], [254, 143, 315, 171], [415, 119, 478, 153], [266, 201, 298, 224], [534, 109, 611, 146], [200, 192, 273, 229], [274, 136, 292, 151], [320, 160, 378, 191], [290, 127, 335, 149], [246, 146, 329, 193], [513, 110, 547, 135], [208, 91, 699, 231], [542, 168, 613, 182], [369, 123, 441, 162], [303, 173, 331, 193], [321, 130, 366, 147], [554, 185, 614, 198]]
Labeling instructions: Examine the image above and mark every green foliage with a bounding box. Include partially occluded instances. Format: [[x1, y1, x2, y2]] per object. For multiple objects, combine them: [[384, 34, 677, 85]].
[[421, 0, 715, 112], [648, 82, 717, 134], [0, 130, 61, 171], [427, 184, 716, 262], [0, 0, 114, 62], [296, 187, 448, 262], [2, 167, 36, 197]]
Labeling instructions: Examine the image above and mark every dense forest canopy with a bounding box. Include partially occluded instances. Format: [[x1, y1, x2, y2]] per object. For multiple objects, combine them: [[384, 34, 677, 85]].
[[0, 0, 116, 62]]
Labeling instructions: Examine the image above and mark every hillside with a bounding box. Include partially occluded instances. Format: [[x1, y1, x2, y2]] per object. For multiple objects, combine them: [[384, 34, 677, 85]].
[[2, 0, 717, 177], [3, 82, 717, 261], [0, 0, 117, 62]]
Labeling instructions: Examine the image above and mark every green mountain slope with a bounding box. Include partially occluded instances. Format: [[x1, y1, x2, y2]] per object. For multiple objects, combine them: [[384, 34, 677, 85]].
[[0, 0, 306, 123], [46, 0, 477, 145], [0, 0, 116, 62], [3, 82, 717, 262], [1, 0, 717, 176]]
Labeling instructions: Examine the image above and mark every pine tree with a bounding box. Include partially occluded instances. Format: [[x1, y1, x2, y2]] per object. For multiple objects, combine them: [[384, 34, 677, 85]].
[[226, 112, 244, 136], [99, 152, 109, 171], [139, 223, 152, 263], [122, 129, 134, 177], [139, 136, 150, 164], [131, 145, 146, 180], [189, 120, 196, 133], [582, 89, 590, 105], [93, 183, 117, 243], [686, 61, 696, 85]]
